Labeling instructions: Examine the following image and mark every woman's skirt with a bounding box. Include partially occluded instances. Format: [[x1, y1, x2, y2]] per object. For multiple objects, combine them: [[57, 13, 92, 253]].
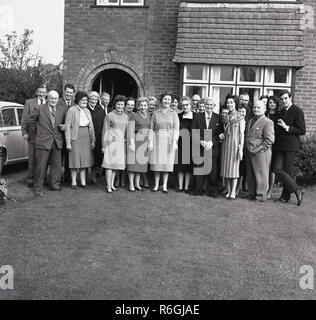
[[69, 127, 94, 169], [127, 133, 149, 173], [102, 139, 126, 171]]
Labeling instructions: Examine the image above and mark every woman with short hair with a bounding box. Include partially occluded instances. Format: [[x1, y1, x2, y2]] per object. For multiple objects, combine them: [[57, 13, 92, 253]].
[[148, 91, 180, 193], [65, 91, 95, 188], [127, 97, 151, 191], [102, 95, 129, 193], [220, 94, 245, 200], [148, 96, 158, 115]]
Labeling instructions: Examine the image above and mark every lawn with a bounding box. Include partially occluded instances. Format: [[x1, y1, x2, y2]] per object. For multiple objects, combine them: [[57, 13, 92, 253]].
[[0, 165, 315, 300]]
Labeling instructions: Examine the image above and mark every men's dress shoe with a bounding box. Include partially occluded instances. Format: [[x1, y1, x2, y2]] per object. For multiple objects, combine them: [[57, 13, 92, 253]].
[[274, 198, 289, 203], [184, 189, 190, 194], [49, 186, 61, 191], [191, 191, 203, 196], [71, 185, 78, 190], [27, 183, 34, 188], [295, 189, 304, 206]]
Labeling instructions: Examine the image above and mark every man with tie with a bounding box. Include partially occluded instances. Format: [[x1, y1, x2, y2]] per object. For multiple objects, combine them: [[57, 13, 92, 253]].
[[28, 91, 67, 196], [58, 83, 75, 183], [21, 85, 47, 188], [274, 90, 306, 206], [100, 92, 111, 116], [245, 101, 275, 202], [191, 97, 224, 196]]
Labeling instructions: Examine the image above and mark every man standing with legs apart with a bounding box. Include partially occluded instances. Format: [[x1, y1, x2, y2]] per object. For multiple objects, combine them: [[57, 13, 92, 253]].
[[245, 101, 274, 202], [274, 90, 306, 206], [28, 91, 67, 196], [21, 85, 47, 188]]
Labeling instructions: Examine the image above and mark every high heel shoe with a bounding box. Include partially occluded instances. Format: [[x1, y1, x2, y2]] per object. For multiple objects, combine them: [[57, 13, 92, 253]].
[[225, 193, 230, 199], [135, 186, 142, 191], [111, 186, 117, 191]]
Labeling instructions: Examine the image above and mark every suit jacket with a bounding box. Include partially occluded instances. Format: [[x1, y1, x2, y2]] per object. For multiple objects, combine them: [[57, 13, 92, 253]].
[[192, 112, 224, 157], [246, 115, 275, 155], [58, 97, 73, 109], [275, 104, 306, 152], [28, 104, 67, 150], [21, 98, 41, 143]]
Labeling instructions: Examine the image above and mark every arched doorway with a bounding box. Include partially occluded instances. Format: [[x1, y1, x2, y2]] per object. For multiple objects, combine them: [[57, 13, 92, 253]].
[[92, 69, 139, 100]]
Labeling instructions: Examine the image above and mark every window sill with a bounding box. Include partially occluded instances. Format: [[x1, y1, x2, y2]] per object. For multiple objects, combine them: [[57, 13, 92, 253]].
[[90, 5, 149, 9]]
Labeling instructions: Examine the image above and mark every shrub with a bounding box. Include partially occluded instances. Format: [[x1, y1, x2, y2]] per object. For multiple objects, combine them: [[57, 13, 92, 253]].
[[295, 134, 316, 177]]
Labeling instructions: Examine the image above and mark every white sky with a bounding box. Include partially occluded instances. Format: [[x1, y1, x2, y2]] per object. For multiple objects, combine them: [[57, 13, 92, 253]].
[[0, 0, 64, 64]]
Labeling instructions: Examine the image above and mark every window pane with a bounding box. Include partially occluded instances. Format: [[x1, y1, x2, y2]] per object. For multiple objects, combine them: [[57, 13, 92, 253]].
[[185, 65, 208, 82], [122, 0, 143, 4], [1, 109, 17, 127], [238, 88, 261, 107], [17, 109, 23, 124], [265, 88, 291, 98], [211, 86, 234, 113], [96, 0, 119, 5], [239, 67, 262, 83], [184, 85, 207, 98], [265, 68, 290, 85], [211, 66, 234, 82]]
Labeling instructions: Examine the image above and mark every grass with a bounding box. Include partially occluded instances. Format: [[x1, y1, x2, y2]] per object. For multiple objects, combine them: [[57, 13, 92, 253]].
[[0, 164, 316, 300]]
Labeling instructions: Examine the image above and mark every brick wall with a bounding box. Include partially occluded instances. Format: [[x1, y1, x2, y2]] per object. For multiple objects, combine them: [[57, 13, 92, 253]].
[[295, 0, 316, 133], [63, 0, 181, 97]]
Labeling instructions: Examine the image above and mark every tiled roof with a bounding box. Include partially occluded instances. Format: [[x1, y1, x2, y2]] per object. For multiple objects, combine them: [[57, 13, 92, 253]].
[[173, 2, 304, 67]]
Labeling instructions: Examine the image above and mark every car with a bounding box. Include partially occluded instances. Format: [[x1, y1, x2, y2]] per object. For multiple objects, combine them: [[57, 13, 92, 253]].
[[0, 101, 28, 174]]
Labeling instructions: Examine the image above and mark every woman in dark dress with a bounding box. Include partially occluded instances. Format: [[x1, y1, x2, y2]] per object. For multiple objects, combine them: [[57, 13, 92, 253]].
[[175, 96, 195, 192], [266, 95, 280, 199], [87, 91, 105, 183]]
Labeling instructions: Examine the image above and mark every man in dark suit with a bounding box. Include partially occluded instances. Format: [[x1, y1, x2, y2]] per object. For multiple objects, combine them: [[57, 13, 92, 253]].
[[58, 83, 75, 183], [29, 91, 67, 196], [100, 92, 111, 116], [274, 90, 305, 206], [246, 101, 275, 202], [21, 85, 47, 187], [191, 97, 224, 196]]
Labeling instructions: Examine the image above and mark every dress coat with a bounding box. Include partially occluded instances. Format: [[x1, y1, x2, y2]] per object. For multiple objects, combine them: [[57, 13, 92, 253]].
[[21, 98, 41, 143]]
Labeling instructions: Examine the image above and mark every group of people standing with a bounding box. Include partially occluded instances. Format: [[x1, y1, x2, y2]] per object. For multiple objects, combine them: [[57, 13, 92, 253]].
[[21, 84, 306, 206]]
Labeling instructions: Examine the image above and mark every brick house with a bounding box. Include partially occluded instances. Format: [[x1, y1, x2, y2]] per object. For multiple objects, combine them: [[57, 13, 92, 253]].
[[63, 0, 316, 132]]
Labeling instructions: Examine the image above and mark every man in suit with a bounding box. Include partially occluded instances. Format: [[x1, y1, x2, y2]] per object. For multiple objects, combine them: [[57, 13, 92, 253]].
[[245, 101, 275, 202], [58, 83, 75, 183], [192, 97, 224, 196], [274, 90, 305, 206], [21, 85, 47, 188], [100, 92, 111, 116], [29, 91, 67, 196], [191, 94, 201, 113]]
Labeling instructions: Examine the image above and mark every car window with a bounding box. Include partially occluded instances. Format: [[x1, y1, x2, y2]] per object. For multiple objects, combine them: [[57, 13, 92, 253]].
[[17, 108, 23, 125], [0, 108, 17, 127]]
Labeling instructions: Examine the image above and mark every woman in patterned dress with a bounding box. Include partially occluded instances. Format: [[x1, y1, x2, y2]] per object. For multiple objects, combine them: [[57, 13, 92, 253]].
[[220, 94, 245, 200], [102, 95, 129, 193], [127, 97, 151, 191], [148, 92, 180, 193]]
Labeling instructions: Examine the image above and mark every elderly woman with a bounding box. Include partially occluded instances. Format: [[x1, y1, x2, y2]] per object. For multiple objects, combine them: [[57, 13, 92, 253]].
[[87, 91, 105, 183], [220, 94, 245, 200], [171, 95, 180, 113], [197, 99, 206, 113], [266, 95, 280, 199], [102, 95, 129, 193], [65, 91, 95, 188], [175, 96, 194, 192], [148, 91, 180, 193], [127, 97, 151, 191]]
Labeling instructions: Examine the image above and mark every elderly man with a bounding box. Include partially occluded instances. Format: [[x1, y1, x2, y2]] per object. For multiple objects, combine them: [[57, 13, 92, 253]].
[[191, 94, 201, 113], [245, 101, 274, 202], [100, 92, 111, 116], [21, 85, 47, 188], [192, 97, 223, 196], [29, 91, 67, 196]]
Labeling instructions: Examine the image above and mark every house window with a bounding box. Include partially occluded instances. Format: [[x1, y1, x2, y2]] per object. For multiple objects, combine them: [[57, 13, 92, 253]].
[[96, 0, 144, 6], [182, 65, 293, 113]]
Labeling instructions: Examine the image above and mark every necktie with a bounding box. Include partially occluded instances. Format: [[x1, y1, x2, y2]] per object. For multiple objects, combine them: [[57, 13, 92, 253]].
[[250, 118, 256, 130], [41, 99, 44, 104], [51, 106, 56, 126], [67, 101, 70, 107]]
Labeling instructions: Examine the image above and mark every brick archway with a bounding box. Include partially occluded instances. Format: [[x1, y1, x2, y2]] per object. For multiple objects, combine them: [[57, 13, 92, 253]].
[[75, 54, 145, 96]]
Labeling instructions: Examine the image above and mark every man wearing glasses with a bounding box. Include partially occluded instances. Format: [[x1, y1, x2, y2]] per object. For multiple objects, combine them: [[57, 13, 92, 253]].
[[274, 90, 306, 206]]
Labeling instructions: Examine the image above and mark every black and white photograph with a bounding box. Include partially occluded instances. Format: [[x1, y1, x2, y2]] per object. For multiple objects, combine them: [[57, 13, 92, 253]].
[[0, 0, 315, 307]]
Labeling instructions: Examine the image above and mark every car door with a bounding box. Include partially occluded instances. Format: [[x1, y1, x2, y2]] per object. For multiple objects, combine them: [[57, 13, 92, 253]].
[[16, 107, 29, 159], [0, 107, 24, 161]]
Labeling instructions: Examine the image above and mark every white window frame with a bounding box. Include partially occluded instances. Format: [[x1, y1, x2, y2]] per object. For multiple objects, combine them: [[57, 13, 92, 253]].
[[96, 0, 144, 6], [264, 68, 292, 87], [182, 84, 208, 98], [237, 67, 264, 86], [236, 86, 263, 104], [183, 65, 209, 84], [210, 66, 236, 85]]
